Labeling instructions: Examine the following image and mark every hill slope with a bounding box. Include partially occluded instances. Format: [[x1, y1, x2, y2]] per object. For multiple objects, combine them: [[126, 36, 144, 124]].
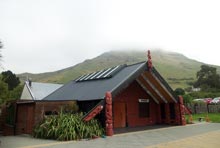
[[18, 50, 220, 89]]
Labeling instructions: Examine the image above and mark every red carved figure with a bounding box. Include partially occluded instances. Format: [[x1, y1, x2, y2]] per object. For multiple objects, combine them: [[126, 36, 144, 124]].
[[105, 92, 114, 136], [178, 96, 186, 125], [147, 50, 153, 71]]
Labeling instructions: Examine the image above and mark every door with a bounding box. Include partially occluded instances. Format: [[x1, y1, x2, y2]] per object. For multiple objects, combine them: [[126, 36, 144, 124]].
[[26, 105, 34, 134], [16, 104, 34, 134], [113, 102, 126, 128]]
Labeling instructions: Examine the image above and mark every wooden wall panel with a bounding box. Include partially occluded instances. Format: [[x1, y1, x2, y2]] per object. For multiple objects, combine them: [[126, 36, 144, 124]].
[[114, 81, 158, 127], [16, 103, 34, 135]]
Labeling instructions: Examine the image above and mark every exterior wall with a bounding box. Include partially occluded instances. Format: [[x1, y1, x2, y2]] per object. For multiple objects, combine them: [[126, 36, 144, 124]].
[[20, 84, 33, 100], [3, 125, 14, 136], [113, 81, 159, 127], [15, 101, 77, 135], [34, 101, 77, 126]]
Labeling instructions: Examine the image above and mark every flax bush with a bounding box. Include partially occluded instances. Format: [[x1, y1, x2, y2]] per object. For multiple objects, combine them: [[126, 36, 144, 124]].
[[33, 112, 104, 141]]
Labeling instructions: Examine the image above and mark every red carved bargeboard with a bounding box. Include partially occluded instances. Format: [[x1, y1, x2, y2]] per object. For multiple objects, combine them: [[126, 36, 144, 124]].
[[83, 105, 103, 122]]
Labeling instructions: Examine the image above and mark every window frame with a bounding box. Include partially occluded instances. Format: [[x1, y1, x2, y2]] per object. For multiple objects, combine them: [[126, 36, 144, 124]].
[[138, 99, 150, 118]]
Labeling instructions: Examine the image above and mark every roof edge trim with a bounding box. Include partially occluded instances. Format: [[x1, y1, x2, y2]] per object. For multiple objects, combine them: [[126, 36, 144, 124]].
[[25, 81, 35, 100]]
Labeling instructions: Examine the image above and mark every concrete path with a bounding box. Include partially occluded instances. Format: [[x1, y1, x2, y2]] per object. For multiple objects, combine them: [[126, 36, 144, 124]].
[[1, 123, 220, 148], [146, 130, 220, 148]]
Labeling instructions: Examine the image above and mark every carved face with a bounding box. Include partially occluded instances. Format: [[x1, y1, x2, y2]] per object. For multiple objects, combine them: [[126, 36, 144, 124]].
[[105, 92, 112, 104], [106, 97, 111, 105]]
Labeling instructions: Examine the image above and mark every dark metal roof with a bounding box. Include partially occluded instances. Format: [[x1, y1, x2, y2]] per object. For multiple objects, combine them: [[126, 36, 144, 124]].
[[43, 62, 147, 101]]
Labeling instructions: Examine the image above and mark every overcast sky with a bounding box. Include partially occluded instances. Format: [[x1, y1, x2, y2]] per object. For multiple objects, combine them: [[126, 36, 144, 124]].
[[1, 0, 220, 74]]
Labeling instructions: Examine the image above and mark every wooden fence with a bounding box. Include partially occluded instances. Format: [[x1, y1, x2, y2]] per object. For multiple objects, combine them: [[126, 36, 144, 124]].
[[186, 103, 220, 114]]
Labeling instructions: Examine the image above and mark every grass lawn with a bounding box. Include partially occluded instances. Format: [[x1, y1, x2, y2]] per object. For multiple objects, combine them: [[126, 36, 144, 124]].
[[185, 113, 220, 123]]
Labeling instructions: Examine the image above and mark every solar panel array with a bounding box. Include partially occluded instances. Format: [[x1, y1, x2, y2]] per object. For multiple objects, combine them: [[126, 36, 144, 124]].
[[75, 65, 126, 82]]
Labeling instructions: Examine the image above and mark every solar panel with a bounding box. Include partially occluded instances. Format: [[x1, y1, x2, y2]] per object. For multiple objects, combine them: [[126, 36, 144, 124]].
[[89, 70, 104, 79], [103, 65, 120, 78], [79, 73, 90, 81], [96, 67, 112, 79], [75, 75, 85, 81], [75, 64, 126, 82], [84, 72, 97, 80]]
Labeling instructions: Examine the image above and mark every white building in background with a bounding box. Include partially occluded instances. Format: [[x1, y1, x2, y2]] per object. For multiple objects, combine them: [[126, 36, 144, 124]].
[[20, 80, 63, 100], [192, 87, 201, 92]]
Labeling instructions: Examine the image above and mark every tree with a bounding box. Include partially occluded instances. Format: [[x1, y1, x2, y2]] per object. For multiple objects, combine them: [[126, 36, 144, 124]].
[[0, 40, 2, 64], [174, 88, 185, 96], [0, 80, 9, 104], [1, 70, 20, 90], [0, 42, 23, 104], [194, 65, 220, 90], [182, 94, 193, 104], [9, 84, 24, 99], [0, 40, 2, 49]]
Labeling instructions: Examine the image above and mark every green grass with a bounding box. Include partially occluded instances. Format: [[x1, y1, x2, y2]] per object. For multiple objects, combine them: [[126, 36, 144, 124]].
[[185, 113, 220, 123]]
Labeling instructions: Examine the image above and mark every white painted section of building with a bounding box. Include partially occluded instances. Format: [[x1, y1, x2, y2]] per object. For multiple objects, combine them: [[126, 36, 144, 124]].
[[20, 83, 33, 100]]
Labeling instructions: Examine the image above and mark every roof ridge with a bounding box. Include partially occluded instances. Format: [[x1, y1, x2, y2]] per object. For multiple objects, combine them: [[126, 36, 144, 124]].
[[125, 61, 146, 67], [30, 81, 63, 85]]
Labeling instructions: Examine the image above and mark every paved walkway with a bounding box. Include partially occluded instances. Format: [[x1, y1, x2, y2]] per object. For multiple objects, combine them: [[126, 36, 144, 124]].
[[1, 123, 220, 148], [146, 130, 220, 148]]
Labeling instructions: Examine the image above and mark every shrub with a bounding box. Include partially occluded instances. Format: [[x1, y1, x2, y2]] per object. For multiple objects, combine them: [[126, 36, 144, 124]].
[[33, 111, 104, 141], [189, 91, 220, 99], [174, 88, 185, 96], [182, 94, 193, 104]]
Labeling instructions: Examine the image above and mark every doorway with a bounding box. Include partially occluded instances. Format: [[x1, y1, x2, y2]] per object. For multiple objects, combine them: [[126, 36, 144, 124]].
[[160, 103, 166, 123], [113, 102, 126, 128], [16, 103, 34, 134]]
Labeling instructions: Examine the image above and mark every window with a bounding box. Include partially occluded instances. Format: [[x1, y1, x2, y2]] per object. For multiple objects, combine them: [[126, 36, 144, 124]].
[[44, 111, 58, 116], [139, 101, 150, 118], [169, 103, 176, 119], [160, 103, 166, 119]]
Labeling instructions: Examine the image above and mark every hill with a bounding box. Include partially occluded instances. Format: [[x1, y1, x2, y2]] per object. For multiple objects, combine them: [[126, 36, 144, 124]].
[[18, 50, 220, 89]]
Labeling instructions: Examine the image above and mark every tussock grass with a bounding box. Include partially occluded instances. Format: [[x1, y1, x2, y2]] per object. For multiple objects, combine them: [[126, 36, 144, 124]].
[[33, 112, 104, 141]]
